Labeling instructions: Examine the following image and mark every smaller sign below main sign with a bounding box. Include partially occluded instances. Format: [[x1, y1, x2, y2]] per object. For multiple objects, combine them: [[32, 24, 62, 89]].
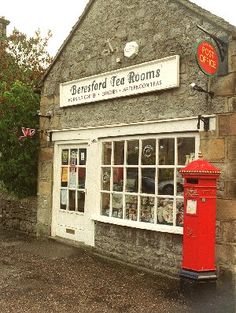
[[196, 40, 219, 76]]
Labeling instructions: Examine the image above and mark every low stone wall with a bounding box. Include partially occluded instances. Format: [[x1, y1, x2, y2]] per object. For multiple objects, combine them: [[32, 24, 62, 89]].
[[95, 222, 182, 276], [0, 193, 37, 235]]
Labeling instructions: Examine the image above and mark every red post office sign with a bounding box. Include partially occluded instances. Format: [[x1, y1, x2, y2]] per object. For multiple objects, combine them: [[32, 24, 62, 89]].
[[196, 41, 219, 76]]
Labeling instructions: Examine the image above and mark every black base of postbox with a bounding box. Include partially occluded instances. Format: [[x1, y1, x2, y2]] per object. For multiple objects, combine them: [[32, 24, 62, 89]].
[[180, 269, 217, 281]]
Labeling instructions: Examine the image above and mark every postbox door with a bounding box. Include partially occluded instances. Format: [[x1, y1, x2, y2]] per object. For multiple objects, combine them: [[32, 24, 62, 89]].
[[182, 197, 199, 270]]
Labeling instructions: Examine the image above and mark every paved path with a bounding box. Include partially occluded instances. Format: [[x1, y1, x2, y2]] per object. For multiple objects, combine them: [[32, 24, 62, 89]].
[[0, 229, 235, 313]]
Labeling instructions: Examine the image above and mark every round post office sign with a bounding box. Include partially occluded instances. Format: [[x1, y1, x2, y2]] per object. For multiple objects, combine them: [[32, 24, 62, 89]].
[[196, 41, 219, 76]]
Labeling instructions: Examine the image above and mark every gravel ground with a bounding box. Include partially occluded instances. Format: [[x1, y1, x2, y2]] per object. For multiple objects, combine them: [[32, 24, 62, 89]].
[[0, 230, 235, 313]]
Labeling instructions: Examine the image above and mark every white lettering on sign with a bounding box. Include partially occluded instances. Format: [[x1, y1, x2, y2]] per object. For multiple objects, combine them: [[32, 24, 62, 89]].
[[60, 55, 180, 107]]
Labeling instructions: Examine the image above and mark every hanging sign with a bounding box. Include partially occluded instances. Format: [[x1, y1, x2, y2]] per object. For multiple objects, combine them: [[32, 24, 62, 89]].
[[196, 41, 219, 76], [60, 55, 180, 107]]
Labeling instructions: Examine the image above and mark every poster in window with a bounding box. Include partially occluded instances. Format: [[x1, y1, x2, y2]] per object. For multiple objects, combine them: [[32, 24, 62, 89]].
[[62, 150, 69, 165], [69, 167, 77, 188], [79, 149, 87, 165], [61, 167, 68, 186], [60, 189, 67, 210], [70, 149, 78, 166]]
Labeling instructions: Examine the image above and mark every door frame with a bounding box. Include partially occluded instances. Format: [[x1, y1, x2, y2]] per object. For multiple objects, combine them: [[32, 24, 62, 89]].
[[51, 141, 95, 246]]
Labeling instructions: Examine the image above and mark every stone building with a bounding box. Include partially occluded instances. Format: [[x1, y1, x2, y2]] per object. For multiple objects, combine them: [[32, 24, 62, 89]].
[[38, 0, 236, 277]]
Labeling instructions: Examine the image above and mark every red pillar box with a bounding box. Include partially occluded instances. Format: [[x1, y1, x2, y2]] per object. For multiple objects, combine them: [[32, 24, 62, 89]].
[[179, 154, 220, 280]]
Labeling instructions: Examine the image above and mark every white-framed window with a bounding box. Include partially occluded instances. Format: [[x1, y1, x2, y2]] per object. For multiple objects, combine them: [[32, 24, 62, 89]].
[[100, 133, 198, 231]]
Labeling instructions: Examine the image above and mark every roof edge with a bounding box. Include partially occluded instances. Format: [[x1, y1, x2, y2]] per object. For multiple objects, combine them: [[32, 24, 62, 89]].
[[40, 0, 236, 86], [176, 0, 236, 33], [39, 0, 95, 86]]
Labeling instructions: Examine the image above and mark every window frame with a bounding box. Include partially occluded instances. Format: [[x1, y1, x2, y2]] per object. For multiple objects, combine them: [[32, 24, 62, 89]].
[[59, 147, 87, 214], [99, 132, 199, 234]]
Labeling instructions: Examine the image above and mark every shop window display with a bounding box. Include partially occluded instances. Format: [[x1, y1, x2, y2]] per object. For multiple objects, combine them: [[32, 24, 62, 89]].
[[112, 194, 123, 218], [140, 196, 155, 223], [100, 136, 196, 229], [125, 195, 138, 221], [101, 193, 110, 216]]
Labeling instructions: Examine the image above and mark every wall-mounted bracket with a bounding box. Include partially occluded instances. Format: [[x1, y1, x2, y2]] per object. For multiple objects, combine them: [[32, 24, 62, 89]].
[[197, 25, 228, 76], [37, 110, 53, 120], [197, 115, 210, 132]]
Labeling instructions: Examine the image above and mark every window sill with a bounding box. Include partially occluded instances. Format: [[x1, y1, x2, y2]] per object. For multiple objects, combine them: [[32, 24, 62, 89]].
[[91, 214, 183, 235]]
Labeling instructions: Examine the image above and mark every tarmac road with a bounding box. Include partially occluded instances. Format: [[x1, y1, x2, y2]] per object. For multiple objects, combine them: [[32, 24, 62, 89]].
[[0, 229, 235, 313]]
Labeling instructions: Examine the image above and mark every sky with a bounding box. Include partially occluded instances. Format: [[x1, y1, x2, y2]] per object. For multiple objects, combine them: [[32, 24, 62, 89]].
[[1, 0, 236, 56]]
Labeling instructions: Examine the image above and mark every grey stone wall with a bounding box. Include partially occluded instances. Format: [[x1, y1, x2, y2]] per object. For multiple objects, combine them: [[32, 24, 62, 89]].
[[41, 0, 234, 129], [0, 194, 37, 235], [36, 146, 54, 237], [95, 221, 182, 276]]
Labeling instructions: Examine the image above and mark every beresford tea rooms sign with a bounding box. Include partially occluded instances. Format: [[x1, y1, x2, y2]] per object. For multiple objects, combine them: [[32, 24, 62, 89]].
[[60, 55, 179, 107]]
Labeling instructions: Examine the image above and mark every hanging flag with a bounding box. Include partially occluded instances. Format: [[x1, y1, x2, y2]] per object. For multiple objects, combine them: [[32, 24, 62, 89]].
[[19, 127, 36, 141]]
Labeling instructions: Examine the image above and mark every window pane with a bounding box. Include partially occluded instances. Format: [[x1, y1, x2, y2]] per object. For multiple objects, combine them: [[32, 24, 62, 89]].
[[125, 195, 138, 221], [142, 139, 156, 165], [177, 169, 184, 196], [60, 189, 67, 210], [158, 169, 174, 195], [157, 198, 173, 225], [101, 168, 111, 191], [102, 142, 112, 165], [159, 138, 174, 165], [77, 191, 85, 213], [177, 137, 195, 165], [79, 149, 87, 165], [78, 168, 86, 189], [141, 168, 155, 194], [127, 140, 139, 165], [61, 167, 68, 187], [70, 149, 78, 165], [69, 167, 77, 188], [112, 194, 123, 218], [101, 193, 110, 216], [114, 141, 124, 165], [69, 190, 76, 211], [126, 168, 138, 192], [62, 150, 69, 165], [113, 167, 123, 191], [176, 199, 184, 227], [140, 196, 154, 223]]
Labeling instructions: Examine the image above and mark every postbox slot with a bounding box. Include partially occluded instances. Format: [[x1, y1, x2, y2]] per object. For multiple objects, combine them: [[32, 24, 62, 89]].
[[186, 178, 198, 184]]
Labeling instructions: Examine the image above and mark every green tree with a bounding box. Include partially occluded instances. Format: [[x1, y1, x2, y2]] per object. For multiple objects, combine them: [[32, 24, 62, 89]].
[[0, 28, 52, 87], [0, 29, 52, 197], [0, 81, 40, 196]]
